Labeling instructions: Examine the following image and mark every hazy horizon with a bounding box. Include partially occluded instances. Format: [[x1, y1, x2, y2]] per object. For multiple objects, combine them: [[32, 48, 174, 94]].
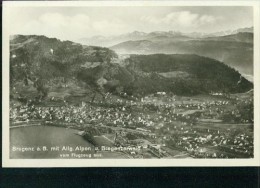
[[8, 6, 253, 41]]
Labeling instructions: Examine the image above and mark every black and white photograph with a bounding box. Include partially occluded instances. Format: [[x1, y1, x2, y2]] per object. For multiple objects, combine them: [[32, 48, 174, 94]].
[[2, 1, 260, 167]]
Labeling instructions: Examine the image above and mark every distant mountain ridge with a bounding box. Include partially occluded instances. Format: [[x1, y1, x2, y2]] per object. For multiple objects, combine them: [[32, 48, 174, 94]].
[[110, 32, 253, 76], [77, 27, 254, 76], [77, 27, 253, 47]]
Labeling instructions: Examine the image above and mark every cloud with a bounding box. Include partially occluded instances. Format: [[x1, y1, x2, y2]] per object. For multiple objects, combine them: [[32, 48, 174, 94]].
[[141, 11, 220, 29], [12, 12, 130, 40], [40, 13, 90, 28], [92, 19, 131, 36], [13, 13, 91, 40]]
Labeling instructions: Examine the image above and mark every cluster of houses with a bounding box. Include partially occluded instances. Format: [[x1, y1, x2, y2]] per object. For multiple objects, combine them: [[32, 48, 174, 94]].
[[10, 89, 253, 158]]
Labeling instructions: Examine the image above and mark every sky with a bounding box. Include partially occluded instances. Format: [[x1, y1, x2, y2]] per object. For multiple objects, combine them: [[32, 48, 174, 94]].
[[7, 6, 253, 41]]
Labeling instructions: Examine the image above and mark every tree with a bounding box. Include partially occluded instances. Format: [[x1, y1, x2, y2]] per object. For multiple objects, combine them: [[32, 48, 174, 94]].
[[77, 65, 107, 103]]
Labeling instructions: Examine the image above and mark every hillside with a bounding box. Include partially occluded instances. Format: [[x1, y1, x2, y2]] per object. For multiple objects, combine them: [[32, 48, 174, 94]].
[[10, 35, 118, 100], [123, 54, 253, 95], [10, 35, 253, 101]]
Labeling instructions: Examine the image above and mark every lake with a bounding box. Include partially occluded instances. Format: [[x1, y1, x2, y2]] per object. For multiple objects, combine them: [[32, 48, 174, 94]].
[[10, 125, 129, 159]]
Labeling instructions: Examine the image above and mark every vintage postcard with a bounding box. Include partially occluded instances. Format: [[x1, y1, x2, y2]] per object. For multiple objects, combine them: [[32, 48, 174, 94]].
[[2, 1, 260, 167]]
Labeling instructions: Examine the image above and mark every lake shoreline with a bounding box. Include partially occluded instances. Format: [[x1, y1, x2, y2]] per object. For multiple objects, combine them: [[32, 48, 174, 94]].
[[10, 120, 117, 147], [10, 124, 131, 159]]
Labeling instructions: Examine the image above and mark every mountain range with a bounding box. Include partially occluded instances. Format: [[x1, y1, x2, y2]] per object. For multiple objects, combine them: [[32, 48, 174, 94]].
[[78, 27, 253, 77], [78, 27, 253, 47], [10, 35, 253, 101]]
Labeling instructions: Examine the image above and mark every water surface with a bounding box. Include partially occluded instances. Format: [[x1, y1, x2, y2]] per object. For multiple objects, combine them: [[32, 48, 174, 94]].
[[11, 125, 95, 158], [10, 125, 133, 159]]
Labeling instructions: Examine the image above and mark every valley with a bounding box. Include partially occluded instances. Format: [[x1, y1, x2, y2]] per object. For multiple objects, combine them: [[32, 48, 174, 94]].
[[9, 34, 254, 159]]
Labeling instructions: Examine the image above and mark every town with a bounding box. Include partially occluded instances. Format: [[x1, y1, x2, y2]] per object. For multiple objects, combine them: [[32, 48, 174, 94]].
[[10, 90, 253, 159]]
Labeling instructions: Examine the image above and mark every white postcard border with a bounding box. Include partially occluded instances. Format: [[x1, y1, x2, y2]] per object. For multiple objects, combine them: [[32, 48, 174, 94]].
[[2, 1, 260, 167]]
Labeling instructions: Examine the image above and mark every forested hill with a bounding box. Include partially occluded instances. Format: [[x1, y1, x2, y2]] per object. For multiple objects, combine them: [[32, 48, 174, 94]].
[[10, 35, 117, 86], [123, 54, 253, 95], [10, 35, 253, 100]]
